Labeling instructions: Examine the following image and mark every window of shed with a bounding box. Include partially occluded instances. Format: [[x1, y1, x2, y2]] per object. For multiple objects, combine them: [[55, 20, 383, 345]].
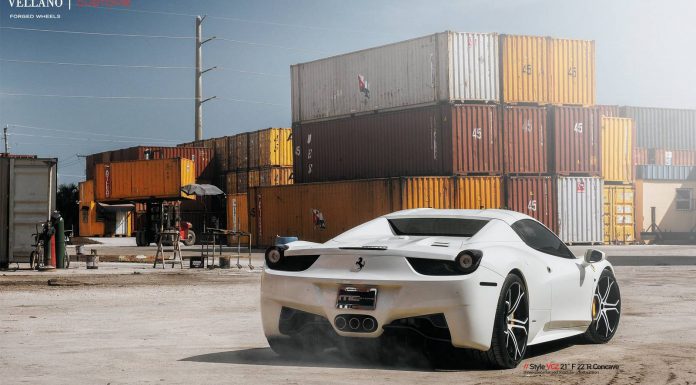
[[676, 188, 693, 211]]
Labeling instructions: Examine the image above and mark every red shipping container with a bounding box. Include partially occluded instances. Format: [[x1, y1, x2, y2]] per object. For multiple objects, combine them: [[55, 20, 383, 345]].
[[549, 106, 601, 175], [502, 106, 548, 174], [633, 147, 648, 165], [648, 148, 696, 166], [293, 104, 502, 183], [506, 176, 557, 232]]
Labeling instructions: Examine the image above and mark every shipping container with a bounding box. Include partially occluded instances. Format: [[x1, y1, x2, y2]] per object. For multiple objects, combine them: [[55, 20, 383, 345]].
[[647, 148, 696, 166], [500, 34, 549, 104], [259, 167, 293, 187], [635, 180, 696, 237], [85, 146, 213, 180], [249, 176, 502, 246], [226, 172, 238, 195], [549, 38, 595, 106], [636, 165, 696, 181], [94, 158, 196, 202], [258, 128, 293, 167], [597, 105, 620, 118], [226, 193, 249, 233], [634, 148, 648, 165], [556, 176, 603, 244], [603, 185, 635, 244], [248, 169, 260, 188], [226, 136, 238, 172], [236, 171, 249, 193], [235, 133, 249, 170], [502, 106, 548, 174], [293, 104, 502, 183], [291, 31, 499, 123], [248, 131, 260, 169], [214, 137, 229, 173], [505, 176, 556, 232], [549, 106, 601, 175], [601, 117, 634, 182], [619, 106, 696, 150], [1, 158, 57, 267], [78, 200, 105, 237]]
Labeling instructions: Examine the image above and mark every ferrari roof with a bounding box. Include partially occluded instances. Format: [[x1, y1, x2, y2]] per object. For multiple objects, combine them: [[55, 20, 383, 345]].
[[383, 208, 532, 225]]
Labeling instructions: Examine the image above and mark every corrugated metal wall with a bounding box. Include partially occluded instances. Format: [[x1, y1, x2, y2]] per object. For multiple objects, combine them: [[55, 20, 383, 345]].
[[550, 106, 601, 175], [502, 106, 548, 174], [556, 177, 603, 243]]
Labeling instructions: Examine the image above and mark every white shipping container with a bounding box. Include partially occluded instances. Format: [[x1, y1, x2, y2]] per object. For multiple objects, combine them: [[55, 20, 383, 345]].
[[0, 158, 57, 267], [291, 31, 499, 123], [556, 176, 604, 244]]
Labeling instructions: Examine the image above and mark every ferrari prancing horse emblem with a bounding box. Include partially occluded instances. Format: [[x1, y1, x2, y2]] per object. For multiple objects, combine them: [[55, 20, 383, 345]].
[[351, 257, 365, 272]]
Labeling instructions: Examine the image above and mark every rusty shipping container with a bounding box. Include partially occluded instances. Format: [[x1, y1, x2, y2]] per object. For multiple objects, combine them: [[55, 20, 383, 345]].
[[500, 35, 549, 104], [225, 136, 238, 172], [603, 184, 635, 244], [259, 167, 293, 187], [249, 176, 502, 246], [619, 106, 696, 150], [94, 158, 196, 202], [556, 176, 603, 244], [502, 106, 548, 174], [226, 193, 249, 233], [601, 117, 635, 183], [647, 148, 696, 166], [293, 104, 502, 183], [549, 106, 600, 175], [85, 146, 213, 180], [506, 176, 556, 232], [235, 133, 249, 170], [248, 131, 260, 169], [258, 128, 293, 167], [549, 38, 596, 106], [214, 137, 229, 173], [291, 31, 499, 123], [226, 172, 238, 195], [633, 148, 648, 165]]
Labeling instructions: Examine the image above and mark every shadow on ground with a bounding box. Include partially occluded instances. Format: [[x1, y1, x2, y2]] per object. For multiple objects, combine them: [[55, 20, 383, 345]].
[[181, 336, 581, 372]]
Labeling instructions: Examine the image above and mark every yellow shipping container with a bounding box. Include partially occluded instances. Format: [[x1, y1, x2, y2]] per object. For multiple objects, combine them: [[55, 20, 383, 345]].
[[260, 167, 293, 186], [603, 185, 635, 244], [501, 35, 549, 104], [601, 117, 635, 182], [454, 176, 502, 209], [258, 128, 292, 167], [549, 39, 596, 106], [249, 176, 503, 246], [94, 158, 195, 201]]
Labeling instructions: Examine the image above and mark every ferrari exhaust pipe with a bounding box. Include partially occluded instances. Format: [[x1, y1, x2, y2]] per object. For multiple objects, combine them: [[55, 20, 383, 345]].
[[334, 314, 378, 333]]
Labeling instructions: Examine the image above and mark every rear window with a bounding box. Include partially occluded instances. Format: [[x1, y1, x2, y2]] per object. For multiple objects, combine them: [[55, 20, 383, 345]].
[[387, 218, 488, 237]]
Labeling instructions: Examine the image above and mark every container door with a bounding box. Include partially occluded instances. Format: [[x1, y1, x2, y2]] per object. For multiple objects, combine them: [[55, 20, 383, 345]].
[[115, 211, 128, 236]]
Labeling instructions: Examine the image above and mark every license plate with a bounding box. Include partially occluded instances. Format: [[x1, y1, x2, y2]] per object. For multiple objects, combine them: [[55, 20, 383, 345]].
[[336, 286, 378, 310]]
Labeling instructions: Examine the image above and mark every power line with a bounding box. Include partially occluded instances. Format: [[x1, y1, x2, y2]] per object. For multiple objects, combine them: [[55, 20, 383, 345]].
[[0, 26, 193, 40], [1, 92, 287, 106], [0, 58, 286, 77], [7, 124, 181, 143], [8, 132, 177, 144], [215, 37, 327, 54]]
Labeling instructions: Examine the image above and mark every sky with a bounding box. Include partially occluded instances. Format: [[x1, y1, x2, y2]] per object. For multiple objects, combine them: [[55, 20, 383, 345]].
[[1, 0, 695, 186]]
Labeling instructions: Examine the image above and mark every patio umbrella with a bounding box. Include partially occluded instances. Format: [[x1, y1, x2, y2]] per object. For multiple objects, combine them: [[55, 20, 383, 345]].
[[181, 184, 224, 196]]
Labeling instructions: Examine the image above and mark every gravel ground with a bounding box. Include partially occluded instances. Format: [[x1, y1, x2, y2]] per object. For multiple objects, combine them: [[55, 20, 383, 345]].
[[1, 261, 696, 384]]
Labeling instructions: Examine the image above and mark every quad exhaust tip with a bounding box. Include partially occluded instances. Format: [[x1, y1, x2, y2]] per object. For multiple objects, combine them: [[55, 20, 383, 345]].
[[335, 314, 377, 333]]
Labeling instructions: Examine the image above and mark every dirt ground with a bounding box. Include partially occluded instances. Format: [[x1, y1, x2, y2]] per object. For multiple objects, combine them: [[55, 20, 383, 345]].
[[1, 263, 696, 384]]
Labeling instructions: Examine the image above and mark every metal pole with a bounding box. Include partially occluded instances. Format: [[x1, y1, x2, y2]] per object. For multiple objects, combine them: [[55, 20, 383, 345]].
[[194, 16, 203, 141], [3, 125, 8, 154]]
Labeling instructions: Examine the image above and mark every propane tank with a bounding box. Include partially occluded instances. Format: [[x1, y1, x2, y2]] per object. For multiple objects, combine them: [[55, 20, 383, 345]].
[[51, 211, 66, 269]]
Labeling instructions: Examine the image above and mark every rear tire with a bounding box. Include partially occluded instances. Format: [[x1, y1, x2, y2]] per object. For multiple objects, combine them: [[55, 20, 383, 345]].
[[183, 230, 196, 246], [583, 269, 621, 344], [477, 273, 529, 369]]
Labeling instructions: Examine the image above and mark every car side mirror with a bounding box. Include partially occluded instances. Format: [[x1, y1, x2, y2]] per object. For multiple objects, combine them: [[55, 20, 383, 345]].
[[584, 249, 605, 264]]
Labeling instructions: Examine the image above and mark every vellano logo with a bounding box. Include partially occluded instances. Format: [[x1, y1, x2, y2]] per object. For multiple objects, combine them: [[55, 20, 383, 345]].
[[9, 0, 70, 8]]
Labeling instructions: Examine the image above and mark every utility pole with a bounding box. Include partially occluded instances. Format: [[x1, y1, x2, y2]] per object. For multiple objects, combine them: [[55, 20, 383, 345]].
[[3, 125, 8, 154], [194, 15, 217, 141]]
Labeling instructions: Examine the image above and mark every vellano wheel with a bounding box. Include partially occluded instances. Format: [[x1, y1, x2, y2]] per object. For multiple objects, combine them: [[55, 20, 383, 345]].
[[475, 274, 529, 369], [583, 269, 621, 343]]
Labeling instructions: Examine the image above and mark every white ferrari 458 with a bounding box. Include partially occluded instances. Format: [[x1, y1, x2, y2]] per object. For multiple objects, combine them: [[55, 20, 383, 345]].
[[260, 209, 621, 369]]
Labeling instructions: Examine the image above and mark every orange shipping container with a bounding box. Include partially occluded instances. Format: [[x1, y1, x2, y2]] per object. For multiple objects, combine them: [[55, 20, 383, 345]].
[[549, 38, 596, 106], [79, 180, 95, 203], [501, 35, 549, 104], [249, 176, 502, 246], [227, 193, 249, 233], [78, 200, 105, 237], [94, 158, 196, 201]]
